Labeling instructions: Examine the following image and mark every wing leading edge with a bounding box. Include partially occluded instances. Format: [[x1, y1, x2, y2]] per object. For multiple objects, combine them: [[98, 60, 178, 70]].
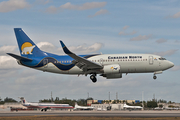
[[60, 41, 103, 71]]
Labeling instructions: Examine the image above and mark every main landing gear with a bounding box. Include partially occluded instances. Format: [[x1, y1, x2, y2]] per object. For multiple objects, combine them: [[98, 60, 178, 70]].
[[41, 109, 47, 112], [90, 74, 97, 83]]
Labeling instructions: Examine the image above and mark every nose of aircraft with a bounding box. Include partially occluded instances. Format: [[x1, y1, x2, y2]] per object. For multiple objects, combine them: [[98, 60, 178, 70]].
[[168, 61, 174, 68]]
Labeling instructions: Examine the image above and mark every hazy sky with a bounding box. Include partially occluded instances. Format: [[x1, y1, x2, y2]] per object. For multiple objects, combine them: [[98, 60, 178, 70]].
[[0, 0, 180, 103]]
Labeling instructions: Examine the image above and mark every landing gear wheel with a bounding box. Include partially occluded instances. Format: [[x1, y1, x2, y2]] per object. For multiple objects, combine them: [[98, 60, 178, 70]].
[[153, 75, 157, 80], [90, 75, 97, 83]]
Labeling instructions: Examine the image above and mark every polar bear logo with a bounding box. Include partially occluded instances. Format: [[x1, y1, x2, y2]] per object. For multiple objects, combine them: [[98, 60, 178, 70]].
[[21, 45, 35, 55]]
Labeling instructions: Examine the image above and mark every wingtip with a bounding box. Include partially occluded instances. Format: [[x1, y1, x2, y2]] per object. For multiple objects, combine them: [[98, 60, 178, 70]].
[[59, 41, 72, 54], [60, 40, 65, 48]]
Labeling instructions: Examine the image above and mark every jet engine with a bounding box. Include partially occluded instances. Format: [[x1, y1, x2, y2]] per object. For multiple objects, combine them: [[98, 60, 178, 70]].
[[103, 64, 120, 74], [102, 64, 122, 79]]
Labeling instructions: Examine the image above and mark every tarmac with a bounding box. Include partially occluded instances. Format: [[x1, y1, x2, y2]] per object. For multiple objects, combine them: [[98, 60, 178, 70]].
[[0, 110, 180, 117]]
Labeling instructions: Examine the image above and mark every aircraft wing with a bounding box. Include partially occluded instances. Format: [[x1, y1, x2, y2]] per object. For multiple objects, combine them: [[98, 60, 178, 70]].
[[60, 41, 103, 71]]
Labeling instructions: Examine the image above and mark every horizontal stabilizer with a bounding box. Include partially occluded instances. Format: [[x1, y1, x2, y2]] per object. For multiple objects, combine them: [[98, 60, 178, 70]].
[[7, 53, 33, 62]]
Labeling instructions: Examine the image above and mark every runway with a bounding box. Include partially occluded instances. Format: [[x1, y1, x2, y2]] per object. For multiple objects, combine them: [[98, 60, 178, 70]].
[[0, 110, 180, 117]]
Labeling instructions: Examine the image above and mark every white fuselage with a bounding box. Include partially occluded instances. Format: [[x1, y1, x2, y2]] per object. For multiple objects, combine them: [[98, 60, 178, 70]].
[[74, 104, 94, 110], [36, 54, 174, 75], [123, 103, 142, 109], [22, 102, 73, 109]]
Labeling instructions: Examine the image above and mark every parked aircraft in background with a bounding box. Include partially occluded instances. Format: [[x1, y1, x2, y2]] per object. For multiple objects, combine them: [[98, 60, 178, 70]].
[[164, 107, 179, 110], [19, 97, 73, 111], [7, 28, 174, 83], [154, 107, 163, 110], [74, 102, 94, 110], [123, 103, 143, 109]]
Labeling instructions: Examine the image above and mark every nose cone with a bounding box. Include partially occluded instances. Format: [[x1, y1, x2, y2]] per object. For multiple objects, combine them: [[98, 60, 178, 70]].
[[168, 61, 174, 68]]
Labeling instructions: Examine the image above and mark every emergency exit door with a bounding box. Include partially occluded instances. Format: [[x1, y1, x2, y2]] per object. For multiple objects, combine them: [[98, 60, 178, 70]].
[[149, 56, 153, 65]]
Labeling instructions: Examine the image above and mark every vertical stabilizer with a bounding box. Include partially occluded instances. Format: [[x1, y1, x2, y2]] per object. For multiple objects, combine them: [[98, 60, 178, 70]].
[[75, 102, 78, 108], [14, 28, 44, 57], [19, 97, 28, 104]]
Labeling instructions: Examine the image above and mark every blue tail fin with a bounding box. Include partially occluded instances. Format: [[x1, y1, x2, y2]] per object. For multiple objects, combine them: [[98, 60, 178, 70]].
[[14, 28, 44, 57]]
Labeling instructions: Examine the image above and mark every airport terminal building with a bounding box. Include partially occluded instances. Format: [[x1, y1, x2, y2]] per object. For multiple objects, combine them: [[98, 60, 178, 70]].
[[88, 99, 141, 110], [91, 103, 124, 111]]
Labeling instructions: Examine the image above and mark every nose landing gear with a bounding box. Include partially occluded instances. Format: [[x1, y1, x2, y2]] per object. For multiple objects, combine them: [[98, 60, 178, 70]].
[[153, 71, 162, 80], [153, 75, 157, 80], [90, 74, 97, 83]]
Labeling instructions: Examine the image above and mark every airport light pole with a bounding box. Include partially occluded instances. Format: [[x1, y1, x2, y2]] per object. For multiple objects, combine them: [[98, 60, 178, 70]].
[[51, 91, 53, 103], [108, 92, 111, 110], [116, 92, 118, 100], [142, 91, 144, 110]]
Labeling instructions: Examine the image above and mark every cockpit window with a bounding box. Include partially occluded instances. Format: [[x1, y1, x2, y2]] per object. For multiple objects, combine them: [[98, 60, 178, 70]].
[[159, 57, 166, 60]]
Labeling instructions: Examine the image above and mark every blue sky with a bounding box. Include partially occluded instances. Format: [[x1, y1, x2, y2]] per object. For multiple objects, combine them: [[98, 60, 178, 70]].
[[0, 0, 180, 103]]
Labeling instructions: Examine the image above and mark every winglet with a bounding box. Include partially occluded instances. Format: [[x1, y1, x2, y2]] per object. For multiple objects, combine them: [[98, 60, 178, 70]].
[[60, 40, 65, 48], [60, 41, 72, 54]]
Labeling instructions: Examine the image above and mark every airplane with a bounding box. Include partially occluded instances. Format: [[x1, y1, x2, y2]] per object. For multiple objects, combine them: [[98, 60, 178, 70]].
[[154, 107, 163, 110], [164, 107, 179, 110], [7, 28, 174, 83], [74, 102, 94, 110], [19, 97, 73, 111], [123, 103, 143, 109]]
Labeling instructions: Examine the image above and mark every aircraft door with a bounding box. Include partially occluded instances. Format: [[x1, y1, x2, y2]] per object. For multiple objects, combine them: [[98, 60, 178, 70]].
[[99, 58, 104, 65], [149, 56, 153, 65], [43, 59, 48, 68]]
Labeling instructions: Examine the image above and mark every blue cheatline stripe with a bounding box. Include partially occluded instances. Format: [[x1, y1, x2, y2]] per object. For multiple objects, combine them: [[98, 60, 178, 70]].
[[20, 54, 100, 71], [21, 57, 75, 71]]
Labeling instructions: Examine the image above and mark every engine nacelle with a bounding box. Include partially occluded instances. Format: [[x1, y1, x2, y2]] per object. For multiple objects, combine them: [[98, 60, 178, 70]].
[[106, 73, 122, 79], [103, 64, 120, 74]]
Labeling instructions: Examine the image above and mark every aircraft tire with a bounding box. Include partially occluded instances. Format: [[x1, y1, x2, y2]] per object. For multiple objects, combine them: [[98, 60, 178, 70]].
[[153, 76, 157, 80], [90, 75, 97, 83]]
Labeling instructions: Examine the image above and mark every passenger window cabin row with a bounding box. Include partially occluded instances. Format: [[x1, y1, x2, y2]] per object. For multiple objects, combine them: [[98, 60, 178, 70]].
[[55, 59, 148, 64]]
